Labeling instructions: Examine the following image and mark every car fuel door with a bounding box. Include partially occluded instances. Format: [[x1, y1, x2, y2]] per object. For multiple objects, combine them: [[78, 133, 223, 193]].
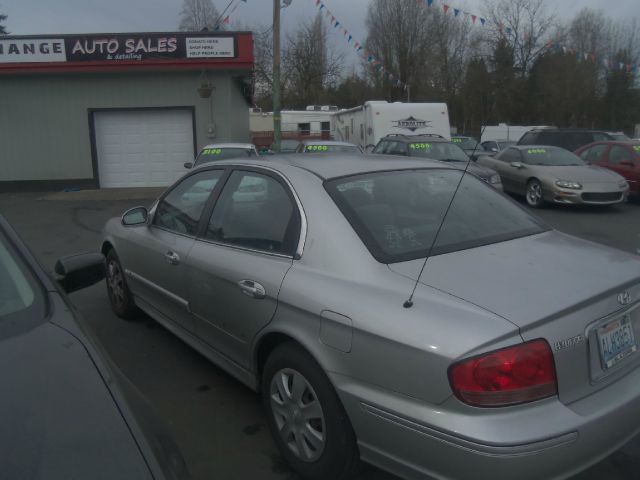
[[185, 169, 300, 369]]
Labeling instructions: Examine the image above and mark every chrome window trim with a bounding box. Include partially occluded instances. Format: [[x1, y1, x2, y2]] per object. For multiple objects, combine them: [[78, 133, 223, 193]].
[[196, 237, 295, 260]]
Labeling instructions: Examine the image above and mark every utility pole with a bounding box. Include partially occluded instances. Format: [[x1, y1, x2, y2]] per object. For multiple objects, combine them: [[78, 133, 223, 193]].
[[272, 0, 282, 152]]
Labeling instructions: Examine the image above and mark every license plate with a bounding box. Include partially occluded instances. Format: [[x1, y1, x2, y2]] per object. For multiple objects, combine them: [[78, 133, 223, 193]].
[[597, 316, 637, 369]]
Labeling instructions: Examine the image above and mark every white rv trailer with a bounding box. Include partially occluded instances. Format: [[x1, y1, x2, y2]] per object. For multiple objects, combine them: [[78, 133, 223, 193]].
[[332, 101, 451, 150]]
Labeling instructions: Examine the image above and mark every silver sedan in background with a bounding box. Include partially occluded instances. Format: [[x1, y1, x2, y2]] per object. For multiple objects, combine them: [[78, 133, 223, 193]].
[[477, 145, 629, 207], [102, 155, 640, 480]]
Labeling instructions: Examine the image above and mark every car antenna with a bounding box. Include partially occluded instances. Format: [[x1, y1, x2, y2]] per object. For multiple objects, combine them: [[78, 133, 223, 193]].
[[403, 126, 487, 308]]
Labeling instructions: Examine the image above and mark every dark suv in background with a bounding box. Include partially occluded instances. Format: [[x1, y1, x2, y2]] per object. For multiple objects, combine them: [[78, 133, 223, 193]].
[[372, 134, 503, 189], [517, 128, 613, 151]]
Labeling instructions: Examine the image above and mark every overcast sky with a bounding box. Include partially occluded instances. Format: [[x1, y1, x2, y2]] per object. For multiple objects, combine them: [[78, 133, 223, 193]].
[[2, 0, 638, 65]]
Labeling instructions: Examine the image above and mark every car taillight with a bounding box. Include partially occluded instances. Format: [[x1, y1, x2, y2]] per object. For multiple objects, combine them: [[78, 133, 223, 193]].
[[448, 339, 557, 407]]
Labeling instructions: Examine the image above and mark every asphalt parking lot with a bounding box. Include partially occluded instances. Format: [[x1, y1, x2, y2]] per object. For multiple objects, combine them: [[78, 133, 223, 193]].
[[1, 188, 639, 480]]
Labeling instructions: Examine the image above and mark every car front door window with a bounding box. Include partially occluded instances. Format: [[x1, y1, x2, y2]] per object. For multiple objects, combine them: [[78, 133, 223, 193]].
[[153, 170, 224, 236], [609, 145, 633, 165]]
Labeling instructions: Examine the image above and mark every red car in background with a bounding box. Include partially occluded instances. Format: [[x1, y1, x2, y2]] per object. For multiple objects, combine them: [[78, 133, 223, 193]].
[[576, 141, 640, 198]]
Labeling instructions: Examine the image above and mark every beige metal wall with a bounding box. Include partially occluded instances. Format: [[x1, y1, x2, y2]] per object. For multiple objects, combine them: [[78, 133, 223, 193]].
[[0, 70, 250, 183]]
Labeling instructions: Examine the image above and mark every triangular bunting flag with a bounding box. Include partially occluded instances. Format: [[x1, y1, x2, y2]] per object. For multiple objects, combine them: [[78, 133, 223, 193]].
[[472, 15, 477, 23], [454, 8, 460, 17], [443, 4, 450, 14]]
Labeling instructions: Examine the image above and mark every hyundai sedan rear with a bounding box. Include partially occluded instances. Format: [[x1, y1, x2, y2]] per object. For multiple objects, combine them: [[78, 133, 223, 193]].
[[101, 155, 640, 480]]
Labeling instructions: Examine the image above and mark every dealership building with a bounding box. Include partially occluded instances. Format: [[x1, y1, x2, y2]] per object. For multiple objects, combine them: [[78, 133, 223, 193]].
[[0, 32, 253, 191]]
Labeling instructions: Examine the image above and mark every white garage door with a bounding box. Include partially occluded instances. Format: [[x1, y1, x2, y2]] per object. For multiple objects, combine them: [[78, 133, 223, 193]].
[[94, 109, 194, 188]]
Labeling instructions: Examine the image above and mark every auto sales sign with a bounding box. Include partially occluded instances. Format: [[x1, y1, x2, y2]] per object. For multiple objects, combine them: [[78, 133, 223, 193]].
[[0, 33, 236, 64]]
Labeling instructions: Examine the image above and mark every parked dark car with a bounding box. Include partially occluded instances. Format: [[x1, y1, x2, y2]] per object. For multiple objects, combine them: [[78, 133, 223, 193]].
[[576, 141, 640, 198], [518, 128, 613, 152], [372, 134, 502, 189], [0, 215, 189, 480], [450, 135, 488, 160]]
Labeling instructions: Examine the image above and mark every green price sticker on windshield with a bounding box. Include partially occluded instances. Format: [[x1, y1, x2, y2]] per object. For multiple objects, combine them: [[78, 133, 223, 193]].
[[410, 143, 432, 150], [203, 148, 222, 155], [634, 146, 640, 153], [452, 138, 463, 143], [527, 148, 547, 154], [306, 145, 329, 152]]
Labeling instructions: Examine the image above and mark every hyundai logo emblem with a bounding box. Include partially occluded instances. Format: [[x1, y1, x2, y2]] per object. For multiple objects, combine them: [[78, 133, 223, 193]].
[[617, 291, 631, 305]]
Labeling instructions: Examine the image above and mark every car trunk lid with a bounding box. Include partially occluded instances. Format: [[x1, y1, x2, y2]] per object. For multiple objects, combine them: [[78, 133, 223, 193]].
[[388, 230, 640, 404]]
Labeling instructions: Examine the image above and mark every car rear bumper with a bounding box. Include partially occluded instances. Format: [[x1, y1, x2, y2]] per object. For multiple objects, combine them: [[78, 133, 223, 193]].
[[331, 365, 640, 480]]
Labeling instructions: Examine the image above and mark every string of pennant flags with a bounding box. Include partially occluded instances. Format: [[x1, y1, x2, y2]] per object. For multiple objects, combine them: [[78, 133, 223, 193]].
[[214, 0, 247, 31], [311, 0, 406, 88], [311, 0, 638, 87], [545, 42, 640, 74]]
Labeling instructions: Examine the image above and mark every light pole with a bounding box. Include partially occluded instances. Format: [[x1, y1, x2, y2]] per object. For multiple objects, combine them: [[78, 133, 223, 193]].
[[272, 0, 282, 152]]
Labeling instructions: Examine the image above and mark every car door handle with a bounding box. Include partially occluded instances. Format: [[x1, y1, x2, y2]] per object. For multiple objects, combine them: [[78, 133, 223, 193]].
[[165, 251, 180, 265], [237, 280, 266, 299]]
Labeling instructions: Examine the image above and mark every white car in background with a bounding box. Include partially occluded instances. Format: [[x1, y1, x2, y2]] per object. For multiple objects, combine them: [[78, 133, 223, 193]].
[[184, 143, 259, 169]]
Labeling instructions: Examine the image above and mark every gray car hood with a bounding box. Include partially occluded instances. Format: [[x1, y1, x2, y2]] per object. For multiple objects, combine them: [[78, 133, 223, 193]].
[[388, 230, 640, 328], [532, 164, 622, 184]]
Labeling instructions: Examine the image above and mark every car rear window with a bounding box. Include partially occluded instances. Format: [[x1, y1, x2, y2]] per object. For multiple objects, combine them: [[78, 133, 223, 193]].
[[195, 147, 256, 166], [304, 144, 361, 153], [325, 169, 548, 263]]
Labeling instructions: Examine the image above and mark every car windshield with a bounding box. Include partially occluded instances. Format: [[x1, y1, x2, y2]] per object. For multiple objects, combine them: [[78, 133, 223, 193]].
[[0, 231, 46, 323], [523, 147, 585, 166], [408, 142, 469, 162], [451, 137, 482, 151], [326, 169, 548, 263], [304, 144, 361, 153], [195, 147, 256, 166]]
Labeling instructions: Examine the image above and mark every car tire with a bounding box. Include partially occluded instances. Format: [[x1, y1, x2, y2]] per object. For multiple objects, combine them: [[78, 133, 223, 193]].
[[526, 179, 545, 208], [105, 249, 139, 320], [262, 342, 360, 480]]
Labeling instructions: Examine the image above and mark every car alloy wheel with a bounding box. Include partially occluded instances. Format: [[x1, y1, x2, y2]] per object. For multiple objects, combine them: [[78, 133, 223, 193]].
[[269, 368, 326, 462], [526, 179, 545, 208]]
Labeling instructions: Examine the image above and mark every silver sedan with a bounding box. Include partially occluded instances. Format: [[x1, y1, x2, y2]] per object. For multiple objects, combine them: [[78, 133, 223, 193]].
[[477, 145, 629, 207], [101, 155, 640, 480]]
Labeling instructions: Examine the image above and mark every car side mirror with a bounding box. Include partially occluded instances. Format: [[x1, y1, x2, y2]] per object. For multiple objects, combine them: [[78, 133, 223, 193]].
[[491, 147, 498, 152], [122, 206, 148, 226], [55, 253, 105, 294], [510, 162, 525, 169], [184, 162, 194, 169]]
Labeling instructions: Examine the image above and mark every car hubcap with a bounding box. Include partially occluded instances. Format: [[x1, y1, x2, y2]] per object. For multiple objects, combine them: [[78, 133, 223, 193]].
[[528, 183, 542, 204], [107, 259, 125, 307], [269, 368, 326, 462]]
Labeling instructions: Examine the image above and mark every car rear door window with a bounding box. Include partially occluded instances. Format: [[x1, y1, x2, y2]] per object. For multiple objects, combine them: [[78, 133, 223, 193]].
[[205, 171, 298, 255], [153, 170, 224, 236]]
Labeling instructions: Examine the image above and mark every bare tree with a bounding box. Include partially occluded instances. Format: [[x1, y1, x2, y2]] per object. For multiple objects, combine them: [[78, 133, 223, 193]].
[[364, 0, 434, 99], [178, 0, 222, 32], [483, 0, 556, 77], [281, 13, 344, 108], [0, 12, 8, 35]]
